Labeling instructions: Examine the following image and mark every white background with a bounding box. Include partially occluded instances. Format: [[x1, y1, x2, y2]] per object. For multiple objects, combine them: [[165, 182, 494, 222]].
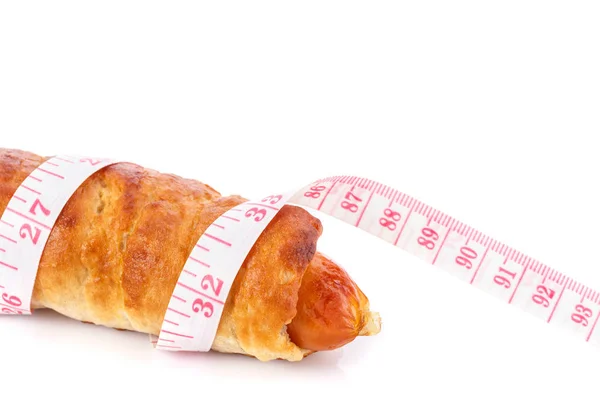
[[1, 1, 600, 399]]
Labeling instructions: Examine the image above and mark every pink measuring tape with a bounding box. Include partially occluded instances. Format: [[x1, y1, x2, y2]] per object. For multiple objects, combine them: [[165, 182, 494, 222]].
[[0, 155, 119, 315], [2, 156, 600, 352]]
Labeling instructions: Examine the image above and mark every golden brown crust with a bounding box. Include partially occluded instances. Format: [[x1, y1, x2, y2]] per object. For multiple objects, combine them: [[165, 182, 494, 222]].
[[0, 148, 379, 361], [0, 148, 325, 361]]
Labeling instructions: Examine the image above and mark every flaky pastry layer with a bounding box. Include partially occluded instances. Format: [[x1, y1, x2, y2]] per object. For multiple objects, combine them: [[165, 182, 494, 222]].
[[0, 149, 379, 361]]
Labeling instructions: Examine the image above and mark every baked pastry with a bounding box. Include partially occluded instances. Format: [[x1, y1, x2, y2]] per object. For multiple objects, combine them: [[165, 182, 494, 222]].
[[0, 148, 381, 361]]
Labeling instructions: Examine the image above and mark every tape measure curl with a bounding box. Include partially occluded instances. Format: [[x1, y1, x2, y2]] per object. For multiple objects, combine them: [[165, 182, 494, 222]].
[[155, 175, 600, 351], [2, 157, 599, 352]]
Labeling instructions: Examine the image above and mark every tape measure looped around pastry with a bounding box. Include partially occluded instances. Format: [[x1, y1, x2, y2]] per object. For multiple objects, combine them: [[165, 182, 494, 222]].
[[155, 175, 600, 352], [2, 155, 599, 352], [0, 156, 120, 315]]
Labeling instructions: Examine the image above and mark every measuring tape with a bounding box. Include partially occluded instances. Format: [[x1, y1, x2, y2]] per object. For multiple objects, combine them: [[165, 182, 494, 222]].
[[0, 155, 118, 315], [153, 175, 600, 351], [2, 156, 599, 353]]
